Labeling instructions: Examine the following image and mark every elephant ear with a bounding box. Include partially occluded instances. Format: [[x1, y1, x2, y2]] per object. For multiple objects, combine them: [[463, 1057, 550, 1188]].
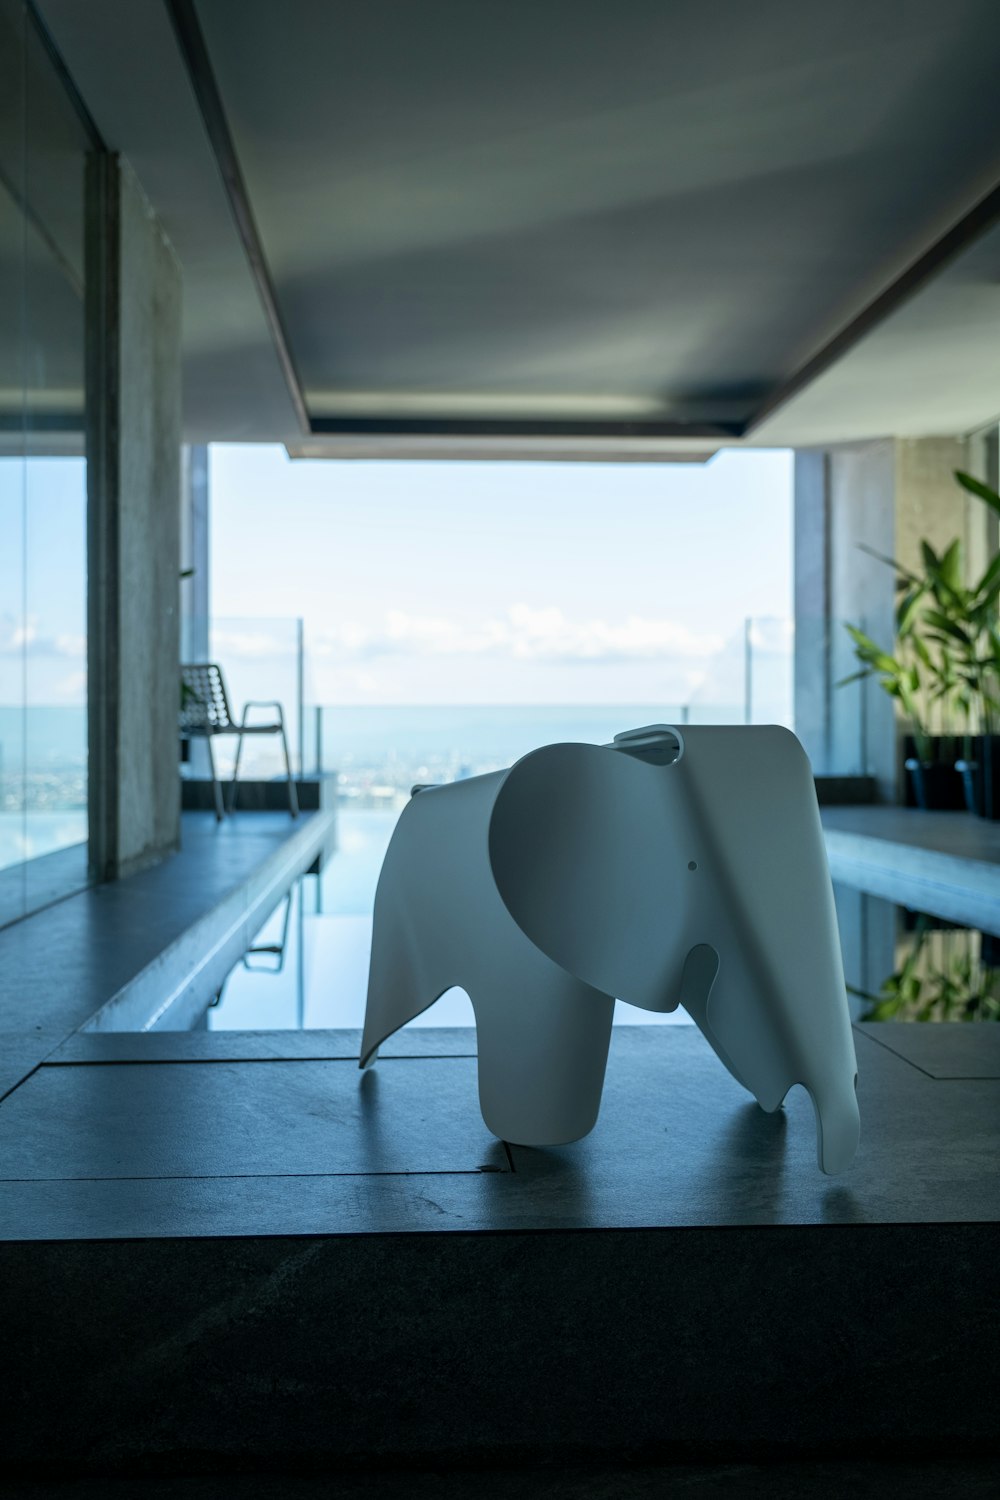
[[489, 740, 688, 1006]]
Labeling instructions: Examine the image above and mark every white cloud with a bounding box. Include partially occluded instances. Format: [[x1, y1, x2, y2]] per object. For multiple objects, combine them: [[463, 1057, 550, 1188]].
[[50, 670, 87, 703], [210, 629, 298, 661], [310, 605, 725, 665], [0, 619, 85, 659]]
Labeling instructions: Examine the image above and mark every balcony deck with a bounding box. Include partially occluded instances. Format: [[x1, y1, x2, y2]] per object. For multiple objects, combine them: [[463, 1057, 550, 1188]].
[[0, 801, 996, 1476]]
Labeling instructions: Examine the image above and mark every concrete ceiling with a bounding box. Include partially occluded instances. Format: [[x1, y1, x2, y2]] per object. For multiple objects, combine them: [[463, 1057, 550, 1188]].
[[37, 0, 1000, 455]]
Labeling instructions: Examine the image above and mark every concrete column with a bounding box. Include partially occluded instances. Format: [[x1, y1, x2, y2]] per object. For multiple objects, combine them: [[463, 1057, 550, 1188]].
[[792, 450, 831, 773], [180, 443, 211, 779], [794, 433, 998, 803], [895, 437, 979, 573], [827, 440, 898, 798], [180, 443, 210, 662], [86, 154, 182, 881]]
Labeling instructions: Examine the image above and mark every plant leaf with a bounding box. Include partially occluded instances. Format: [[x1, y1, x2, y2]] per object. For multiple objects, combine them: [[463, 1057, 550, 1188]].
[[896, 588, 926, 636], [856, 543, 923, 587], [921, 539, 941, 574], [924, 610, 972, 646], [955, 470, 1000, 518], [973, 549, 1000, 608], [939, 538, 963, 592]]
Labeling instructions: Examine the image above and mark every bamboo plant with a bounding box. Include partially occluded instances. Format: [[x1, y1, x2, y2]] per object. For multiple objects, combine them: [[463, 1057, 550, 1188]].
[[840, 470, 1000, 761]]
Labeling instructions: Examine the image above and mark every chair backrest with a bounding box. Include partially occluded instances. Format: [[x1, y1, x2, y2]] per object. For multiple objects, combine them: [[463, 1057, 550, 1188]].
[[180, 663, 234, 732]]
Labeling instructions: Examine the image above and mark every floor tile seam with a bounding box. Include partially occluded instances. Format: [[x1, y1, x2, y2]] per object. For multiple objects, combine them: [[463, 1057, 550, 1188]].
[[903, 1074, 1000, 1082], [852, 1026, 937, 1078], [0, 1061, 44, 1107]]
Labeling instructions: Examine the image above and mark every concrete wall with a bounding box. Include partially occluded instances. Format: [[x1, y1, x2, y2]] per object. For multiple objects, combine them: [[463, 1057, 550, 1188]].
[[827, 439, 897, 797], [895, 436, 977, 574], [180, 444, 211, 779], [87, 154, 182, 881]]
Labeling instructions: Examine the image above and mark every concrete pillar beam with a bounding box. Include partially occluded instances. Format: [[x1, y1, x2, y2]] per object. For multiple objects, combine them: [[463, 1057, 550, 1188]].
[[86, 154, 182, 881]]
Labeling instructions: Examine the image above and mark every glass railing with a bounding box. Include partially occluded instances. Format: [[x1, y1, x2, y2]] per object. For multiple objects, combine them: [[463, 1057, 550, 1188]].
[[301, 614, 869, 802], [0, 705, 87, 874], [177, 612, 867, 801], [181, 616, 306, 778]]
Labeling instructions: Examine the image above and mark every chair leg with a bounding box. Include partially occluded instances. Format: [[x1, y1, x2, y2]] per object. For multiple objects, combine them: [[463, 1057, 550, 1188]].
[[229, 729, 245, 813], [279, 717, 300, 818], [205, 736, 225, 822]]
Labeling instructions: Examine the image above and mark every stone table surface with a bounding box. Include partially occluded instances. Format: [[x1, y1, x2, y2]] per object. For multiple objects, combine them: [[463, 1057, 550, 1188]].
[[2, 1023, 997, 1240], [821, 805, 1000, 931]]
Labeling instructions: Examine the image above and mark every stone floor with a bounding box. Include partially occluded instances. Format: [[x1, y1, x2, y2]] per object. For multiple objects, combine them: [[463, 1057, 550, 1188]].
[[0, 808, 336, 1100], [1, 1024, 996, 1476], [2, 1023, 998, 1237], [1, 804, 997, 1479]]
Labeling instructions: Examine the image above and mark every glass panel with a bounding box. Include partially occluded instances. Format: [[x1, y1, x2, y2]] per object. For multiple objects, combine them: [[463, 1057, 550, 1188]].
[[0, 2, 90, 923], [0, 0, 27, 926], [181, 616, 305, 781]]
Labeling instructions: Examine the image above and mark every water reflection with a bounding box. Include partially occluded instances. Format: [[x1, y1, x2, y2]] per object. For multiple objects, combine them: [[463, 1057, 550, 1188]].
[[835, 883, 1000, 1023], [200, 817, 1000, 1034], [202, 810, 694, 1033]]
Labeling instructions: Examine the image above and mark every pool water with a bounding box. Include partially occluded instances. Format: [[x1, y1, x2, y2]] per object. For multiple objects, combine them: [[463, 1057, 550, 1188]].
[[203, 809, 693, 1031]]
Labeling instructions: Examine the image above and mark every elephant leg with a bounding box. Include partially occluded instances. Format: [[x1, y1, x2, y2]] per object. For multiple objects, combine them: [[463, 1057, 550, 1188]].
[[699, 954, 860, 1176], [360, 903, 455, 1068], [471, 959, 615, 1146]]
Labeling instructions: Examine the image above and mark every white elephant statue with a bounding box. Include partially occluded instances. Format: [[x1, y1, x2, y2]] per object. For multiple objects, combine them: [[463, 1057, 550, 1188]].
[[360, 725, 860, 1175]]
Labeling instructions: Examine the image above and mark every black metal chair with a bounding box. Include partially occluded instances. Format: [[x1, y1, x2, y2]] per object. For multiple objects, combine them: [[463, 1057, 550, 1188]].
[[180, 662, 299, 821]]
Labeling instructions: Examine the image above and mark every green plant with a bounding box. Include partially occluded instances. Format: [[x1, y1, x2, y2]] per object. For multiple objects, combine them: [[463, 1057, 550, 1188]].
[[849, 916, 1000, 1022], [839, 470, 1000, 757]]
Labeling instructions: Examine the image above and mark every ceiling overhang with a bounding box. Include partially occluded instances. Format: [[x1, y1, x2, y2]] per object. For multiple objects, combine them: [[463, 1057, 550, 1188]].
[[36, 0, 1000, 455]]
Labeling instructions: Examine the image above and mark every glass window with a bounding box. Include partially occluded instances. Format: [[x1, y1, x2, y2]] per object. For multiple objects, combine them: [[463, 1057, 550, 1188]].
[[0, 0, 90, 926]]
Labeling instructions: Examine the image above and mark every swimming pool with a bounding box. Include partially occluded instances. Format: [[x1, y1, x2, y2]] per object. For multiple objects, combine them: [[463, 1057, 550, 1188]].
[[184, 808, 1000, 1032]]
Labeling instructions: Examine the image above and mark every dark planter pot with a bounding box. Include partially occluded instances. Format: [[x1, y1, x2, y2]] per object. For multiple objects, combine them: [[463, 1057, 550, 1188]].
[[902, 736, 965, 811], [956, 735, 1000, 820], [904, 759, 965, 811]]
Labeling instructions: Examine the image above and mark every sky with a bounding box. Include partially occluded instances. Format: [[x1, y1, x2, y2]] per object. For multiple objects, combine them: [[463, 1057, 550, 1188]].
[[209, 445, 792, 708], [0, 457, 87, 707]]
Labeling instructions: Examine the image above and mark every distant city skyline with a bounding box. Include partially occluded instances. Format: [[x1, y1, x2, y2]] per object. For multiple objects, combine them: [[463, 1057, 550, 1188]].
[[210, 445, 792, 707], [0, 458, 87, 708]]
